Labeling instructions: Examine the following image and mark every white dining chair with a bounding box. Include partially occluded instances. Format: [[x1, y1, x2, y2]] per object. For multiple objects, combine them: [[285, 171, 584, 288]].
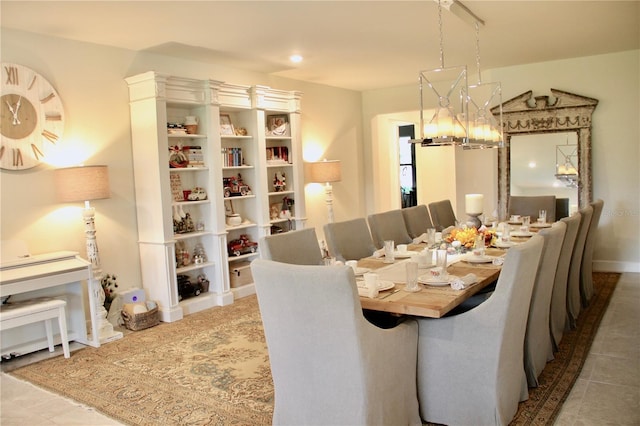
[[416, 235, 543, 426], [323, 218, 377, 262], [524, 221, 566, 387], [251, 259, 422, 425], [401, 205, 434, 239], [259, 228, 324, 265], [549, 213, 581, 351], [580, 199, 604, 306], [367, 209, 412, 249], [508, 195, 556, 223], [566, 205, 593, 329]]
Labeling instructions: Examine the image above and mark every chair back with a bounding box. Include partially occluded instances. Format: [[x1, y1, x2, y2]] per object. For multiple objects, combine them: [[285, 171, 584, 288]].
[[324, 218, 377, 262], [428, 200, 457, 231], [524, 221, 566, 387], [416, 235, 543, 425], [402, 205, 434, 238], [556, 198, 570, 221], [580, 199, 604, 306], [508, 195, 556, 222], [251, 259, 421, 425], [259, 228, 324, 265], [367, 209, 412, 249], [549, 212, 581, 350], [566, 205, 593, 329]]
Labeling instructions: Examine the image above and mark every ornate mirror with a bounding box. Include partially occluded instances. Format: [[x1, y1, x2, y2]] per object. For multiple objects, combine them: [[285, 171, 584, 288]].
[[492, 89, 598, 219]]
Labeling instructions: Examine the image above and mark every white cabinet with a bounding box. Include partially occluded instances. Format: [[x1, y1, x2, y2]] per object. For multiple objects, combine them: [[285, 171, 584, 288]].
[[126, 73, 305, 320]]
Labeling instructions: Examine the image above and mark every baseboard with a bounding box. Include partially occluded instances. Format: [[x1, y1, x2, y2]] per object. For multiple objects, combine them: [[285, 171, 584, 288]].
[[594, 260, 640, 273]]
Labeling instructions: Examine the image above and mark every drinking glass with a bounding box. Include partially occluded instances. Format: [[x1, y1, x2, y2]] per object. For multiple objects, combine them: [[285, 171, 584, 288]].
[[383, 240, 395, 263], [501, 224, 511, 242], [363, 272, 379, 298], [520, 216, 531, 232], [426, 228, 436, 246], [538, 210, 547, 224], [417, 249, 433, 268], [432, 249, 448, 280], [473, 234, 485, 257], [405, 259, 420, 292]]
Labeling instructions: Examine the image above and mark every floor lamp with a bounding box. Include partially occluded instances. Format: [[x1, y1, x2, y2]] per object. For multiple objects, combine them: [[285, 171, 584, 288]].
[[307, 160, 342, 223], [55, 165, 123, 344]]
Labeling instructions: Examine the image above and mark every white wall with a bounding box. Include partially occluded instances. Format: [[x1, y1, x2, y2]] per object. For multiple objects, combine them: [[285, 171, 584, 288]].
[[0, 28, 364, 289], [362, 50, 640, 272]]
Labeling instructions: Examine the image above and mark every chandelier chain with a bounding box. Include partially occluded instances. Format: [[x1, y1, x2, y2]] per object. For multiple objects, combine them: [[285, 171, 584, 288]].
[[438, 0, 445, 68], [475, 21, 482, 84]]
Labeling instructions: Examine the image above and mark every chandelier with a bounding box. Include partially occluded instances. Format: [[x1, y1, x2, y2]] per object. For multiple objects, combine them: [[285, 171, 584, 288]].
[[411, 0, 503, 149], [555, 141, 578, 188]]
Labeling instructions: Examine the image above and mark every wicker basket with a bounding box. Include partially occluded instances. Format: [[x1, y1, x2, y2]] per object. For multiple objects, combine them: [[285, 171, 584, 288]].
[[121, 306, 159, 331]]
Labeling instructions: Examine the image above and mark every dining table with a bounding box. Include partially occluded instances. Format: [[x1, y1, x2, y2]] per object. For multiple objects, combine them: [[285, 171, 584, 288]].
[[355, 236, 535, 318]]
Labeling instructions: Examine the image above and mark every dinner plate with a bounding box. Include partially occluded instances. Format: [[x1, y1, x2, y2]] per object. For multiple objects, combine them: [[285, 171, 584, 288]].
[[418, 275, 453, 287], [463, 255, 495, 264], [530, 222, 551, 229], [492, 240, 517, 249], [511, 231, 533, 238], [392, 251, 413, 258], [354, 267, 371, 276], [357, 280, 394, 291]]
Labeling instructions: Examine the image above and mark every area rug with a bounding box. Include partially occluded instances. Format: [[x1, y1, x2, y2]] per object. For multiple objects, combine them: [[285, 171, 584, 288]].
[[9, 272, 619, 426]]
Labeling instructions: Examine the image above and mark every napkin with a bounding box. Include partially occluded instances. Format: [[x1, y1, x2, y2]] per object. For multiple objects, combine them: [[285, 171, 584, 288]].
[[357, 286, 378, 298], [413, 233, 427, 244], [442, 225, 455, 236], [450, 273, 478, 290], [492, 257, 505, 266], [372, 248, 385, 258]]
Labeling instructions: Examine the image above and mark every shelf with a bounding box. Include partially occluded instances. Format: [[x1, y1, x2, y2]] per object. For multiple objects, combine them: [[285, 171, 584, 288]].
[[173, 199, 210, 206], [223, 195, 256, 201], [168, 133, 207, 139], [170, 167, 209, 172], [223, 165, 254, 170], [266, 163, 293, 168], [227, 252, 259, 262], [268, 190, 294, 196], [177, 260, 215, 274], [225, 222, 257, 231], [220, 135, 253, 140], [174, 230, 213, 241], [270, 217, 296, 224], [266, 136, 292, 140]]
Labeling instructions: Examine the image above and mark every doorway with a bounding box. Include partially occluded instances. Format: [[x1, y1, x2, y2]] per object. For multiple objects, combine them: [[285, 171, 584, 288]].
[[399, 125, 417, 208]]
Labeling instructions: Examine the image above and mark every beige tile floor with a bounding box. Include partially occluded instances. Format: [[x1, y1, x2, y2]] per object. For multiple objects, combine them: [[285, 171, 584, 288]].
[[1, 273, 638, 425]]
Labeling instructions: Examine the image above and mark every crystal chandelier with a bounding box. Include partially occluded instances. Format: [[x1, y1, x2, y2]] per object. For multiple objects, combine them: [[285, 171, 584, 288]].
[[411, 0, 503, 149], [555, 141, 578, 188]]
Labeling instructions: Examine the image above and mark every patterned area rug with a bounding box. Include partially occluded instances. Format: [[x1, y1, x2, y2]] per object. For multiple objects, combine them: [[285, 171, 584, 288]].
[[9, 272, 619, 425]]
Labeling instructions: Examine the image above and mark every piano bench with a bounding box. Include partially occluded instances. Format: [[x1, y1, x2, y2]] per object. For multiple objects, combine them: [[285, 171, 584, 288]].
[[0, 298, 70, 358]]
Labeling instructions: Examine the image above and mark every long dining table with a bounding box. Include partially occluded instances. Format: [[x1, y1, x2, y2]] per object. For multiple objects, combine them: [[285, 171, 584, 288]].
[[356, 243, 506, 318]]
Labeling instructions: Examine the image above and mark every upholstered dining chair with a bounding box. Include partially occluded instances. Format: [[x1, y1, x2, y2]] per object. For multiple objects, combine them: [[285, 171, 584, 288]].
[[549, 213, 581, 351], [259, 228, 324, 265], [566, 205, 593, 329], [524, 221, 566, 388], [508, 195, 556, 223], [323, 218, 377, 262], [416, 235, 543, 426], [367, 209, 412, 249], [251, 259, 422, 426], [427, 199, 457, 232], [580, 199, 604, 307], [555, 197, 570, 221], [401, 205, 434, 239]]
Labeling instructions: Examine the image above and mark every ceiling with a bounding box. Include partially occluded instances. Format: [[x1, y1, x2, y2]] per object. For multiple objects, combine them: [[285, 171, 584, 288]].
[[2, 1, 638, 91]]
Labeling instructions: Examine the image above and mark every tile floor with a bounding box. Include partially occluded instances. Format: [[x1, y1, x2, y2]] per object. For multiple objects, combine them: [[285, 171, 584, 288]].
[[1, 273, 638, 425]]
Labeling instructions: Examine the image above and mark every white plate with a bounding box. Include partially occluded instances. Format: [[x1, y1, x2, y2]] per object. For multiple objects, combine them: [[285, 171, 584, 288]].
[[357, 280, 395, 291], [530, 222, 551, 229], [511, 231, 533, 238], [418, 275, 453, 287], [464, 255, 495, 264], [354, 267, 371, 276], [492, 240, 517, 249], [392, 251, 413, 258]]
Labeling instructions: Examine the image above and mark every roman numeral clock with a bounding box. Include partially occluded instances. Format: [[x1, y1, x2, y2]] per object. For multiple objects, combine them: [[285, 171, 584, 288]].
[[1, 63, 65, 170]]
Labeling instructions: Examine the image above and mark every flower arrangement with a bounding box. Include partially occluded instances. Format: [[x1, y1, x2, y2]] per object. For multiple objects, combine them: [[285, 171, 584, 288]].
[[445, 226, 497, 250], [101, 273, 118, 311]]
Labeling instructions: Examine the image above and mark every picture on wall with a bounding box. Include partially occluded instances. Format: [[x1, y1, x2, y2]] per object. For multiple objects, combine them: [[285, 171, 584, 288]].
[[220, 114, 235, 136], [266, 114, 290, 136]]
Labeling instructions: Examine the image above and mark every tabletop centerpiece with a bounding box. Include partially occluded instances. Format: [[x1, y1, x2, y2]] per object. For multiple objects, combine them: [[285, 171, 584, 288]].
[[442, 225, 496, 254]]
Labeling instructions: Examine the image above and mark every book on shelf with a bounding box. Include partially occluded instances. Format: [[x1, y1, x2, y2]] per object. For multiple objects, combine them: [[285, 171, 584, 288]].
[[266, 146, 289, 164], [184, 146, 204, 167], [222, 147, 244, 167]]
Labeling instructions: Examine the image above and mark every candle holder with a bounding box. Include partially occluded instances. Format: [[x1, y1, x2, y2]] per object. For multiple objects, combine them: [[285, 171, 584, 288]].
[[466, 213, 482, 229]]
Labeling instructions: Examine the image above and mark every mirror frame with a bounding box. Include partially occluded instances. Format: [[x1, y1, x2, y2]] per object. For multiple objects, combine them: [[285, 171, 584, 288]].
[[492, 89, 598, 219]]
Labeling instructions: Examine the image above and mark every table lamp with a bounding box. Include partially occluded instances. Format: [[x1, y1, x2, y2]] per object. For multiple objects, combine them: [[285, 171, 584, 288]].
[[306, 159, 342, 223], [55, 165, 122, 344], [465, 193, 484, 229]]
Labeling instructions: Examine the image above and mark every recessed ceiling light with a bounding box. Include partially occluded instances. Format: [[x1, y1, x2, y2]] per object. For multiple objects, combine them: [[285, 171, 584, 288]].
[[289, 54, 303, 63], [528, 161, 536, 168]]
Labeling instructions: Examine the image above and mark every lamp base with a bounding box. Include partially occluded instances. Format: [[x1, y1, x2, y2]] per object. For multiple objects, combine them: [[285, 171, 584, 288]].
[[466, 213, 482, 229]]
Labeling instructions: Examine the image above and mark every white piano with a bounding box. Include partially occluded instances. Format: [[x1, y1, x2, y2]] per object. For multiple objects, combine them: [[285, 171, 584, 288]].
[[0, 251, 100, 357]]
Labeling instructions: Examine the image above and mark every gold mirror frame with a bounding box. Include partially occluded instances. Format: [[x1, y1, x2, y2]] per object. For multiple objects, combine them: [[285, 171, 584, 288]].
[[492, 89, 598, 219]]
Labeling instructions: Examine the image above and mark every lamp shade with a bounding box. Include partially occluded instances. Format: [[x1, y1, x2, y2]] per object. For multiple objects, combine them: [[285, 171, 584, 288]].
[[55, 165, 111, 202], [306, 160, 342, 183]]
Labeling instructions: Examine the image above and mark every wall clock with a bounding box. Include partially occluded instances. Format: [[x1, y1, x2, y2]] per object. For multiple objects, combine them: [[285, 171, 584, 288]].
[[1, 63, 65, 170]]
